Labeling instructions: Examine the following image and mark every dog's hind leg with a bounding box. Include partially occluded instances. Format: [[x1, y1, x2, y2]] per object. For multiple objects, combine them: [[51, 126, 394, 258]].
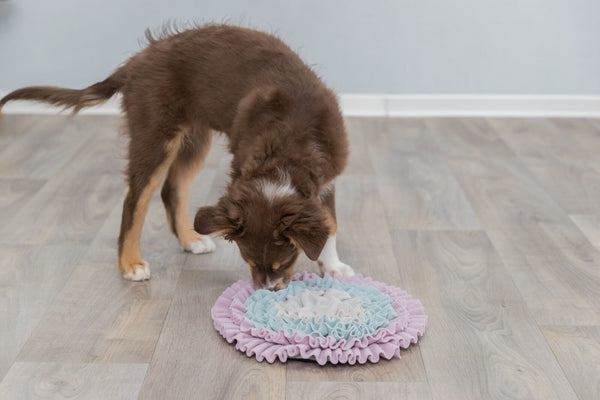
[[118, 125, 185, 281], [161, 125, 216, 254]]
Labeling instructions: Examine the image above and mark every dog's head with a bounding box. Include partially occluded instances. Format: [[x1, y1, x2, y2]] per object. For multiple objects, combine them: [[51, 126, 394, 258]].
[[193, 179, 331, 290]]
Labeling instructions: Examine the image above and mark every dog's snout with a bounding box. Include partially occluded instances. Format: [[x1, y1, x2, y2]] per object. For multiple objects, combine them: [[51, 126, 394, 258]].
[[258, 277, 286, 291]]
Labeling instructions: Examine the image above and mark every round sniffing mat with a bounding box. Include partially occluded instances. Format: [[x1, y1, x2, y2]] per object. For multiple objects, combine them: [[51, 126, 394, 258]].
[[211, 272, 427, 365]]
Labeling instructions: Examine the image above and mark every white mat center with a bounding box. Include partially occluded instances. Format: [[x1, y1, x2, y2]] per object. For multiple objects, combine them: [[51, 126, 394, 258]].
[[274, 288, 365, 323]]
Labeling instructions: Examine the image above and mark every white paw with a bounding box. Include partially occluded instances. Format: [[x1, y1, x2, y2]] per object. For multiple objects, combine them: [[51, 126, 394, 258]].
[[123, 262, 151, 281], [187, 235, 216, 254], [319, 261, 355, 277]]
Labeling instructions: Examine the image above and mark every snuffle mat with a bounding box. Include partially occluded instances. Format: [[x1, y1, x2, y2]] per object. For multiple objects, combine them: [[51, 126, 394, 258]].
[[211, 272, 427, 365]]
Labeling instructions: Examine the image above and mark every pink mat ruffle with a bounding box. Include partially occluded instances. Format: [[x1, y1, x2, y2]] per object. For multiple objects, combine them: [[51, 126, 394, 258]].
[[211, 271, 427, 365]]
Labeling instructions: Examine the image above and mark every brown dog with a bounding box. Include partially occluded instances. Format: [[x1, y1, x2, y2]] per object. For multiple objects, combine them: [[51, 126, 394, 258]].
[[0, 24, 354, 289]]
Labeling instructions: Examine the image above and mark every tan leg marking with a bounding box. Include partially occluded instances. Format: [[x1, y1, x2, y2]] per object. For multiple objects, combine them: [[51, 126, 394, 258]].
[[119, 134, 184, 280], [169, 132, 215, 253], [324, 211, 338, 236]]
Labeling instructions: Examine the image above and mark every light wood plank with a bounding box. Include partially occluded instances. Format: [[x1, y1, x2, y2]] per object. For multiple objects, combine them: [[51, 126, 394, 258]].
[[0, 362, 147, 400], [366, 117, 481, 230], [486, 224, 600, 326], [0, 132, 126, 245], [372, 154, 481, 230], [448, 156, 600, 324], [0, 179, 46, 224], [447, 156, 568, 228], [374, 117, 438, 156], [138, 269, 286, 400], [343, 118, 376, 174], [424, 117, 515, 158], [0, 114, 42, 149], [16, 195, 187, 363], [570, 214, 600, 252], [489, 118, 589, 160], [521, 155, 600, 214], [391, 230, 578, 400], [287, 382, 432, 400], [0, 244, 87, 380], [550, 118, 600, 159], [542, 325, 600, 400], [589, 118, 600, 128], [0, 115, 105, 179]]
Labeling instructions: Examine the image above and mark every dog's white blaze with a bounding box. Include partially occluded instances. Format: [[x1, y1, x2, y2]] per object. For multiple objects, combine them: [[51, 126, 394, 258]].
[[318, 235, 355, 276], [256, 177, 296, 202]]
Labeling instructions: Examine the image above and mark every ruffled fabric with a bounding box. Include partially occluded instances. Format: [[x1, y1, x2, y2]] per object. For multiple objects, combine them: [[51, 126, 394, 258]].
[[274, 288, 366, 323], [211, 272, 427, 365], [244, 277, 396, 341]]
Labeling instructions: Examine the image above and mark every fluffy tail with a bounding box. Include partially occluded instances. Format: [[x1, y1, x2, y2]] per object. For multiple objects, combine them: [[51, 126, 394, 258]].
[[0, 68, 126, 113]]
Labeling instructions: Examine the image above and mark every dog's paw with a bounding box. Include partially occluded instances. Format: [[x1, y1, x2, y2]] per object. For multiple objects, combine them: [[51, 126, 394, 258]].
[[318, 261, 355, 277], [185, 235, 216, 254], [122, 261, 151, 281]]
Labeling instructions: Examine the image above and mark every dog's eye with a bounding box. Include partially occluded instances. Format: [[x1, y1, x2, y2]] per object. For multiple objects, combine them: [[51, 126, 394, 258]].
[[272, 262, 290, 272], [278, 254, 297, 270]]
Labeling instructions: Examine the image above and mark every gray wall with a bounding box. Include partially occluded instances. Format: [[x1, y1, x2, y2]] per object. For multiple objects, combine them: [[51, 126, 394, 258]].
[[1, 0, 599, 94]]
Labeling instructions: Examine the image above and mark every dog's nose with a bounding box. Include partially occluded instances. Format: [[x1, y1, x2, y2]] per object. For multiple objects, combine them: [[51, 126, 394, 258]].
[[262, 283, 280, 291], [261, 278, 285, 291]]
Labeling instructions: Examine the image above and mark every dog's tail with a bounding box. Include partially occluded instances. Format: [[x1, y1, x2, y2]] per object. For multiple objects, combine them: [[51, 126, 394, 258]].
[[0, 67, 127, 113]]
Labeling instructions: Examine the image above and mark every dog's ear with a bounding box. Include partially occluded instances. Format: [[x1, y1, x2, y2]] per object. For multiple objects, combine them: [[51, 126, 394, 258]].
[[194, 199, 244, 239], [193, 205, 232, 236], [280, 203, 330, 261]]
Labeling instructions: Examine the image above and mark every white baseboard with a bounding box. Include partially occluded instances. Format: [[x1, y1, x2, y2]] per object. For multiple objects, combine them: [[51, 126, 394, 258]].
[[2, 90, 599, 117], [341, 94, 600, 117], [339, 94, 387, 117], [0, 92, 122, 115]]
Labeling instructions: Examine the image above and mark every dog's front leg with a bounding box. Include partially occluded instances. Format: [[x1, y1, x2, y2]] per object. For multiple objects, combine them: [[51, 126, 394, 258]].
[[161, 126, 216, 254], [318, 234, 354, 276], [317, 183, 354, 276]]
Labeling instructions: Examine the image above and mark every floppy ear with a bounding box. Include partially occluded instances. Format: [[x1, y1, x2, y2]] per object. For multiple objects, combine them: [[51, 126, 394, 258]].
[[281, 205, 330, 261], [194, 198, 242, 237], [193, 204, 237, 237]]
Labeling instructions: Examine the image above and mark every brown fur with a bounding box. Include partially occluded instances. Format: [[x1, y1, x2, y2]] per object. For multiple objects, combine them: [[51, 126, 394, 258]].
[[0, 24, 349, 288]]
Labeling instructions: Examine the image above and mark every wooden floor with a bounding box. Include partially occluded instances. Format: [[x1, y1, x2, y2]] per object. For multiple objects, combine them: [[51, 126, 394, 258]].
[[0, 115, 599, 400]]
